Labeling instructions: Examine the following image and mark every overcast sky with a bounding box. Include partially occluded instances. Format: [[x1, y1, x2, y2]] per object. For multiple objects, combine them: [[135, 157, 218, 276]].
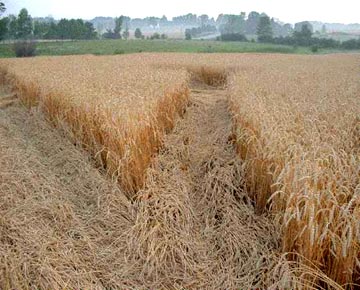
[[4, 0, 359, 24]]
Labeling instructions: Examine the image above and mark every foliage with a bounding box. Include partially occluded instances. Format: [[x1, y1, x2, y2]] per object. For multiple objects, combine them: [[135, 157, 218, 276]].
[[4, 9, 97, 41], [219, 33, 248, 42], [245, 11, 260, 34], [257, 22, 360, 51], [0, 1, 4, 15], [294, 21, 313, 33], [321, 24, 327, 34], [13, 40, 37, 57], [271, 19, 292, 37], [146, 16, 159, 27], [219, 14, 246, 35], [7, 15, 17, 39], [114, 16, 123, 36], [310, 45, 319, 52], [185, 25, 217, 39], [257, 15, 273, 42], [122, 28, 129, 40], [2, 10, 33, 40], [270, 35, 340, 48], [43, 22, 58, 39], [341, 38, 360, 49], [293, 24, 313, 46], [0, 17, 8, 40], [150, 33, 161, 40], [134, 28, 143, 39], [103, 28, 121, 39], [172, 13, 197, 25], [33, 21, 50, 39], [103, 16, 125, 39], [50, 18, 97, 40], [113, 48, 125, 54], [16, 8, 33, 39], [0, 39, 309, 58]]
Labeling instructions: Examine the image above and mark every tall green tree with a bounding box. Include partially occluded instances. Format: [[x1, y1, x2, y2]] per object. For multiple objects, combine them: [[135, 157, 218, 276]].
[[44, 22, 58, 39], [122, 16, 130, 40], [122, 27, 129, 40], [293, 24, 313, 46], [8, 15, 18, 38], [160, 15, 168, 25], [103, 16, 124, 39], [84, 22, 97, 39], [16, 8, 33, 39], [172, 13, 197, 25], [245, 11, 260, 34], [34, 21, 51, 39], [199, 14, 209, 27], [185, 29, 192, 40], [57, 19, 68, 39], [0, 16, 8, 40], [220, 14, 246, 35], [0, 2, 6, 40], [257, 15, 273, 42], [114, 16, 123, 37], [53, 18, 97, 40]]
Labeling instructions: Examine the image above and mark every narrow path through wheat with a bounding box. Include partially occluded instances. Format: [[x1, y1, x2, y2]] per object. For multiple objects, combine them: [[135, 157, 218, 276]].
[[126, 82, 280, 288]]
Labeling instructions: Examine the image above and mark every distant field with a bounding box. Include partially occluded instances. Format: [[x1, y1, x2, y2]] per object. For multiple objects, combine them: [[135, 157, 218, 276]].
[[0, 39, 319, 57]]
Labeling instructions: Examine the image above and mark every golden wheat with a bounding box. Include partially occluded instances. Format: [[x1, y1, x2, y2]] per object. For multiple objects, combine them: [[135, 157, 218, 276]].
[[228, 53, 360, 286], [0, 54, 189, 195], [1, 53, 360, 288]]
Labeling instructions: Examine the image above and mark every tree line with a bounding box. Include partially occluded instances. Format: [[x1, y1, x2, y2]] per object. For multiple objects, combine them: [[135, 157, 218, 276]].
[[0, 8, 164, 41], [1, 4, 360, 50], [215, 13, 360, 50], [185, 25, 217, 39], [256, 17, 360, 50], [0, 8, 97, 40]]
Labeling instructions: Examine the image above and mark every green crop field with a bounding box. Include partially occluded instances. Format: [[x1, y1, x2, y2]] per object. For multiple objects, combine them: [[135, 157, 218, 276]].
[[0, 39, 328, 57]]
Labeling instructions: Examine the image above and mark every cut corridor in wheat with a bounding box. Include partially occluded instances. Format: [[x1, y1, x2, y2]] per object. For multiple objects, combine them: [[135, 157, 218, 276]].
[[129, 83, 282, 288]]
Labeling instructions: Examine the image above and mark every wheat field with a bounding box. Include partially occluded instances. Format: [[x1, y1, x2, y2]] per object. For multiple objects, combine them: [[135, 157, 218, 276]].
[[0, 53, 359, 289], [0, 55, 190, 195], [228, 54, 360, 286]]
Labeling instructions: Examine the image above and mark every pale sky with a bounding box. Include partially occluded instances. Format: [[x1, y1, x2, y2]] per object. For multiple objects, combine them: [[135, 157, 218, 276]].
[[4, 0, 359, 24]]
